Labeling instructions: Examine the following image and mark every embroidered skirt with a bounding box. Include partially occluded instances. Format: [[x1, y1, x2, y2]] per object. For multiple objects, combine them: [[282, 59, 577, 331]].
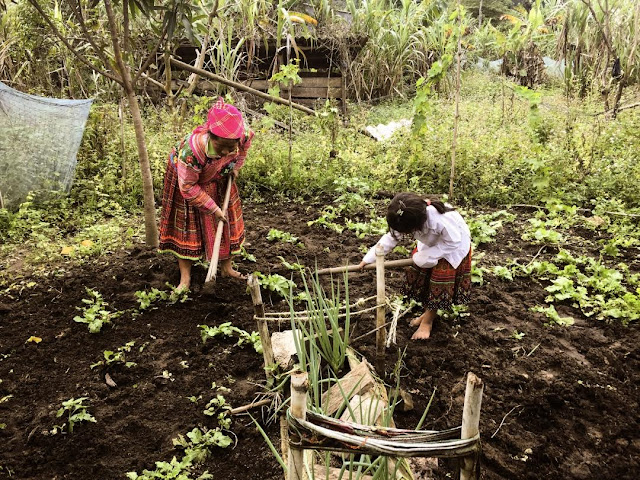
[[404, 248, 472, 310], [158, 157, 245, 262]]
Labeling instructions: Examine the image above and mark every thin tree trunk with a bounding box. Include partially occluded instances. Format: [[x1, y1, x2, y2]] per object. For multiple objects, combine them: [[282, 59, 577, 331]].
[[104, 0, 158, 246], [478, 0, 483, 28]]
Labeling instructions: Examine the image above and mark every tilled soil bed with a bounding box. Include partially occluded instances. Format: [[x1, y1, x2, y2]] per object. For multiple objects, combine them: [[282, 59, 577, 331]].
[[0, 198, 639, 480]]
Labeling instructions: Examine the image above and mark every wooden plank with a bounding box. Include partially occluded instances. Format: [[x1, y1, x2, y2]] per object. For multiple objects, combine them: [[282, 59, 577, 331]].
[[283, 86, 342, 98]]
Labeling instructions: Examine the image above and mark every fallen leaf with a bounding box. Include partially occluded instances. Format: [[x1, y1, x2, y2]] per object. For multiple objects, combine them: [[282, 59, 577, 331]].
[[61, 246, 75, 255], [26, 336, 42, 344], [80, 240, 93, 247]]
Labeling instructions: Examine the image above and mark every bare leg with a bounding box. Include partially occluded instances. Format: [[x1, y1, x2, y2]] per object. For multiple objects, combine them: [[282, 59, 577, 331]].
[[177, 258, 193, 290], [220, 258, 246, 279], [411, 309, 436, 340]]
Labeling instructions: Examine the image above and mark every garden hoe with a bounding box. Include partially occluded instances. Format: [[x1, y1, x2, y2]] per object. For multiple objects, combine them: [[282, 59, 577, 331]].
[[202, 175, 234, 295]]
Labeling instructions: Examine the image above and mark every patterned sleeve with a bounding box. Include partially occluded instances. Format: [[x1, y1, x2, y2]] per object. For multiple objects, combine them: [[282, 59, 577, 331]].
[[232, 130, 254, 174], [176, 141, 220, 214]]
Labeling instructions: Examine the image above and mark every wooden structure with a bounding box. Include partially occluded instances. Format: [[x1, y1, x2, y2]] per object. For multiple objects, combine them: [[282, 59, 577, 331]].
[[174, 36, 366, 110]]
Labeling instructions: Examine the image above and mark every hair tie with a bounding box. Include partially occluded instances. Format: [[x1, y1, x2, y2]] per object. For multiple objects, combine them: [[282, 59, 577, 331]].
[[426, 199, 431, 206]]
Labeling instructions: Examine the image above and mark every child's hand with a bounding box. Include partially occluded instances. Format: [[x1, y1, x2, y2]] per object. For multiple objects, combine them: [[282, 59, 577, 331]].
[[357, 261, 368, 271]]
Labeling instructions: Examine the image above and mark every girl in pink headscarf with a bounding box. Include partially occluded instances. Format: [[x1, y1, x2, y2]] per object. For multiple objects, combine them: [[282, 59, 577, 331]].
[[159, 97, 254, 290]]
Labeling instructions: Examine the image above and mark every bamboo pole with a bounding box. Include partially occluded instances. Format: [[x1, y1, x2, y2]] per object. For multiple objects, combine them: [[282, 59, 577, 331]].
[[248, 274, 275, 379], [288, 371, 309, 480], [169, 57, 316, 115], [229, 398, 272, 415], [460, 372, 484, 480], [375, 245, 386, 374], [316, 258, 413, 276]]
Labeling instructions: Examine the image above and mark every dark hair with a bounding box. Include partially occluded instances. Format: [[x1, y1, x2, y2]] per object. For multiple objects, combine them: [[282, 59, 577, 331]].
[[386, 192, 455, 234]]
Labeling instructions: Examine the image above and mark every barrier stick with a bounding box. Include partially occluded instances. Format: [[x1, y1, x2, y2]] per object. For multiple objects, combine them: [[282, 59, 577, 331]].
[[375, 245, 386, 373], [288, 372, 308, 480], [316, 259, 413, 275], [248, 275, 275, 379], [460, 372, 484, 480]]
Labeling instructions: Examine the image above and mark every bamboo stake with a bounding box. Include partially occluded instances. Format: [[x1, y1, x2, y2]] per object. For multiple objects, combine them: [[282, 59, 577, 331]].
[[119, 98, 127, 193], [288, 371, 308, 480], [248, 274, 275, 379], [460, 372, 484, 480], [204, 176, 234, 284], [0, 189, 4, 209], [316, 258, 413, 276], [375, 245, 386, 374], [229, 398, 272, 415]]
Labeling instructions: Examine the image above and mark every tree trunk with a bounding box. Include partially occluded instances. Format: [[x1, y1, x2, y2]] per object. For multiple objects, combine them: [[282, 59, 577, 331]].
[[104, 0, 158, 246], [126, 88, 159, 246]]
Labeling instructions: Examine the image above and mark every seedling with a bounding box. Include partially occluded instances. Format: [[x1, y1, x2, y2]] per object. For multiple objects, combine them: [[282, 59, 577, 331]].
[[512, 330, 526, 340], [199, 323, 263, 354], [135, 284, 190, 311], [53, 397, 96, 434], [172, 427, 232, 464], [277, 256, 305, 272], [73, 288, 121, 333], [531, 305, 574, 327], [90, 341, 136, 370], [203, 394, 232, 429], [253, 272, 296, 297], [266, 228, 299, 245]]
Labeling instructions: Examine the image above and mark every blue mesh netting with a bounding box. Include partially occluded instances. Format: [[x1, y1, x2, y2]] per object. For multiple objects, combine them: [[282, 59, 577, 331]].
[[0, 81, 92, 208]]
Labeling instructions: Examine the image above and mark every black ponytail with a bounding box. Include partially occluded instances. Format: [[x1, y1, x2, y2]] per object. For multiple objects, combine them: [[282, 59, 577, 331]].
[[387, 193, 455, 235]]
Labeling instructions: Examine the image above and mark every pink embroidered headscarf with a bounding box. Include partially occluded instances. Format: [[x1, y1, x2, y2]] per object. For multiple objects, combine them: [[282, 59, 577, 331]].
[[189, 98, 247, 165]]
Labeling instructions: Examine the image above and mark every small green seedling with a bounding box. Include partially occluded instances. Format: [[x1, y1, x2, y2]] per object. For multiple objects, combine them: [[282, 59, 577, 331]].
[[90, 341, 136, 370], [53, 397, 96, 434], [73, 288, 121, 333], [277, 256, 305, 272], [266, 228, 299, 245]]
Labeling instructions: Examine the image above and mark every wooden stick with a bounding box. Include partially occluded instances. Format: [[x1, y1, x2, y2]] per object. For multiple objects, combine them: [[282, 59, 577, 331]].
[[248, 274, 275, 380], [375, 245, 386, 374], [316, 258, 413, 276], [205, 176, 234, 284], [0, 189, 4, 209], [460, 372, 484, 480], [229, 398, 272, 415], [170, 57, 316, 116], [288, 372, 308, 480]]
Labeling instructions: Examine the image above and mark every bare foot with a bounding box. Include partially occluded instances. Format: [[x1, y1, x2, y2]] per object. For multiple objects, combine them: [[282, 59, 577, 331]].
[[221, 269, 247, 280], [410, 315, 424, 327], [176, 282, 190, 292], [411, 322, 433, 340]]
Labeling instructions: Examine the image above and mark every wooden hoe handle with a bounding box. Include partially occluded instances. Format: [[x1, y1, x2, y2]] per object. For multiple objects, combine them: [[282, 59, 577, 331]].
[[205, 176, 234, 284]]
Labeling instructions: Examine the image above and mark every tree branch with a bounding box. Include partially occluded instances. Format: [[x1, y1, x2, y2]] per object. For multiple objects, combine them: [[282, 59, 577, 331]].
[[25, 0, 123, 85], [132, 18, 168, 86], [69, 0, 115, 75]]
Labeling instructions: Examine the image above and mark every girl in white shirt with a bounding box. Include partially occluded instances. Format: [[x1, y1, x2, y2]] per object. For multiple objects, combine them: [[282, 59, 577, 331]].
[[358, 193, 472, 340]]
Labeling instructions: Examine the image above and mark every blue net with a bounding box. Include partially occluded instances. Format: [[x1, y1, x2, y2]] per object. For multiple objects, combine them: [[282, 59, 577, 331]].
[[0, 82, 92, 208]]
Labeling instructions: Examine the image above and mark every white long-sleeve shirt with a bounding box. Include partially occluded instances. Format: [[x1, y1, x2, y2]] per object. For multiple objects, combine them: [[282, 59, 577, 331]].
[[362, 205, 471, 269]]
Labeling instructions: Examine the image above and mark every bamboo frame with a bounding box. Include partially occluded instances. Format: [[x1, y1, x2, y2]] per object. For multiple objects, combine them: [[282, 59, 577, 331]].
[[460, 372, 484, 480], [316, 259, 413, 275], [288, 372, 309, 480], [247, 274, 275, 379]]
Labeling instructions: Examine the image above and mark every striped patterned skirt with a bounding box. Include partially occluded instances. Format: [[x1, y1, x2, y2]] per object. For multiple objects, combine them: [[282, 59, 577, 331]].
[[404, 248, 472, 311], [158, 158, 245, 262]]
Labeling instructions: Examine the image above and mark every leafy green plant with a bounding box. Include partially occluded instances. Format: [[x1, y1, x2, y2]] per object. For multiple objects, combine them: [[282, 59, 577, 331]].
[[239, 246, 257, 262], [492, 265, 514, 281], [203, 394, 232, 429], [53, 397, 96, 434], [73, 288, 121, 333], [90, 341, 136, 370], [135, 284, 190, 310], [345, 217, 388, 239], [467, 210, 516, 246], [266, 228, 300, 245], [531, 305, 575, 327], [521, 218, 564, 244], [172, 427, 232, 464], [277, 256, 305, 272], [253, 272, 297, 298], [308, 206, 344, 234], [198, 323, 263, 354]]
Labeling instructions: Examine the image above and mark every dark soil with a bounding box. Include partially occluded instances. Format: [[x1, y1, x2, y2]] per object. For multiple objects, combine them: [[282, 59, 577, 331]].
[[1, 199, 639, 480]]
